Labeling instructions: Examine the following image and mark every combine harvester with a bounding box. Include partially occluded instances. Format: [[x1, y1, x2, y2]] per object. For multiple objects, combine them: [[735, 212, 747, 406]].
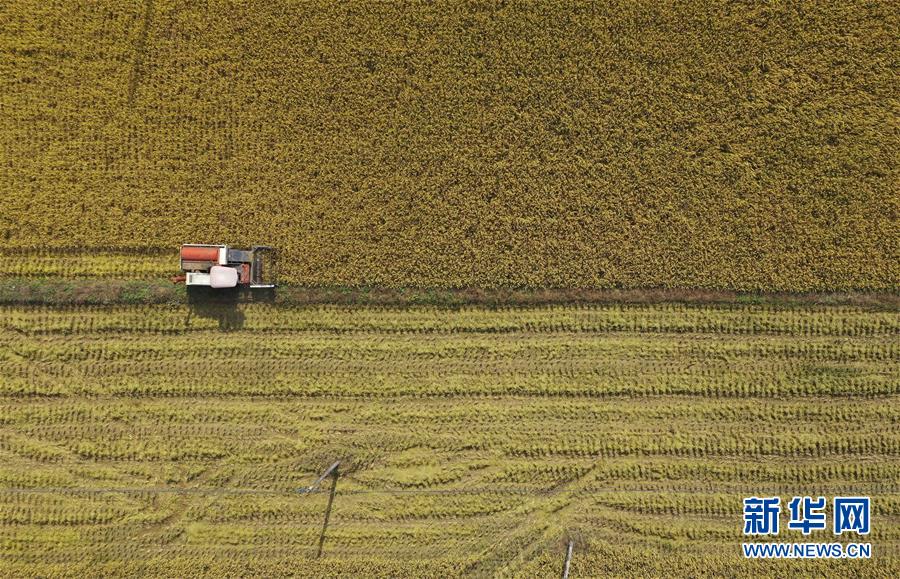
[[173, 244, 275, 289]]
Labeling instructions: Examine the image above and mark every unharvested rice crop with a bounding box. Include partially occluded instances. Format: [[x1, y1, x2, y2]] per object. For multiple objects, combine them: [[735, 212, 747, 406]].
[[0, 303, 897, 576], [1, 0, 897, 290]]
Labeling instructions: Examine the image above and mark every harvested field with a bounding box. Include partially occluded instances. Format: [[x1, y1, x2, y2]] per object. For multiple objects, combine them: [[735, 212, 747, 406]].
[[1, 1, 897, 290], [1, 303, 897, 576]]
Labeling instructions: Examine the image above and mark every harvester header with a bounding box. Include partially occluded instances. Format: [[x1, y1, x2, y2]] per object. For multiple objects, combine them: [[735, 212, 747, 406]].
[[175, 244, 275, 289]]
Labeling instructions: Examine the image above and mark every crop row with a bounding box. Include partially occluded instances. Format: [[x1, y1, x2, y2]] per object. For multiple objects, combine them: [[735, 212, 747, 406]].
[[4, 430, 897, 463], [8, 332, 896, 365], [2, 304, 897, 336], [0, 253, 172, 279], [4, 369, 895, 399], [3, 396, 898, 427], [496, 459, 900, 487]]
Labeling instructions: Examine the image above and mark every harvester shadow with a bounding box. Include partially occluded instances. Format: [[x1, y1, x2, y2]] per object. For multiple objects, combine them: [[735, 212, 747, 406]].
[[185, 287, 276, 331]]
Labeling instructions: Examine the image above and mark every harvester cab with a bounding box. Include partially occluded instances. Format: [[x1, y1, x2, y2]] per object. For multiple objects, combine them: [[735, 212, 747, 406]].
[[175, 244, 276, 289]]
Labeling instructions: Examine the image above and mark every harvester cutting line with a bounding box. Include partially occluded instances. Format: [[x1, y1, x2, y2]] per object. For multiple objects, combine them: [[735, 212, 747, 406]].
[[172, 244, 275, 289]]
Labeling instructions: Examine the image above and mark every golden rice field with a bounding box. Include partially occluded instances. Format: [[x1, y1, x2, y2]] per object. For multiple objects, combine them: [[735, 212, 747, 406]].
[[2, 0, 898, 290], [1, 303, 897, 576]]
